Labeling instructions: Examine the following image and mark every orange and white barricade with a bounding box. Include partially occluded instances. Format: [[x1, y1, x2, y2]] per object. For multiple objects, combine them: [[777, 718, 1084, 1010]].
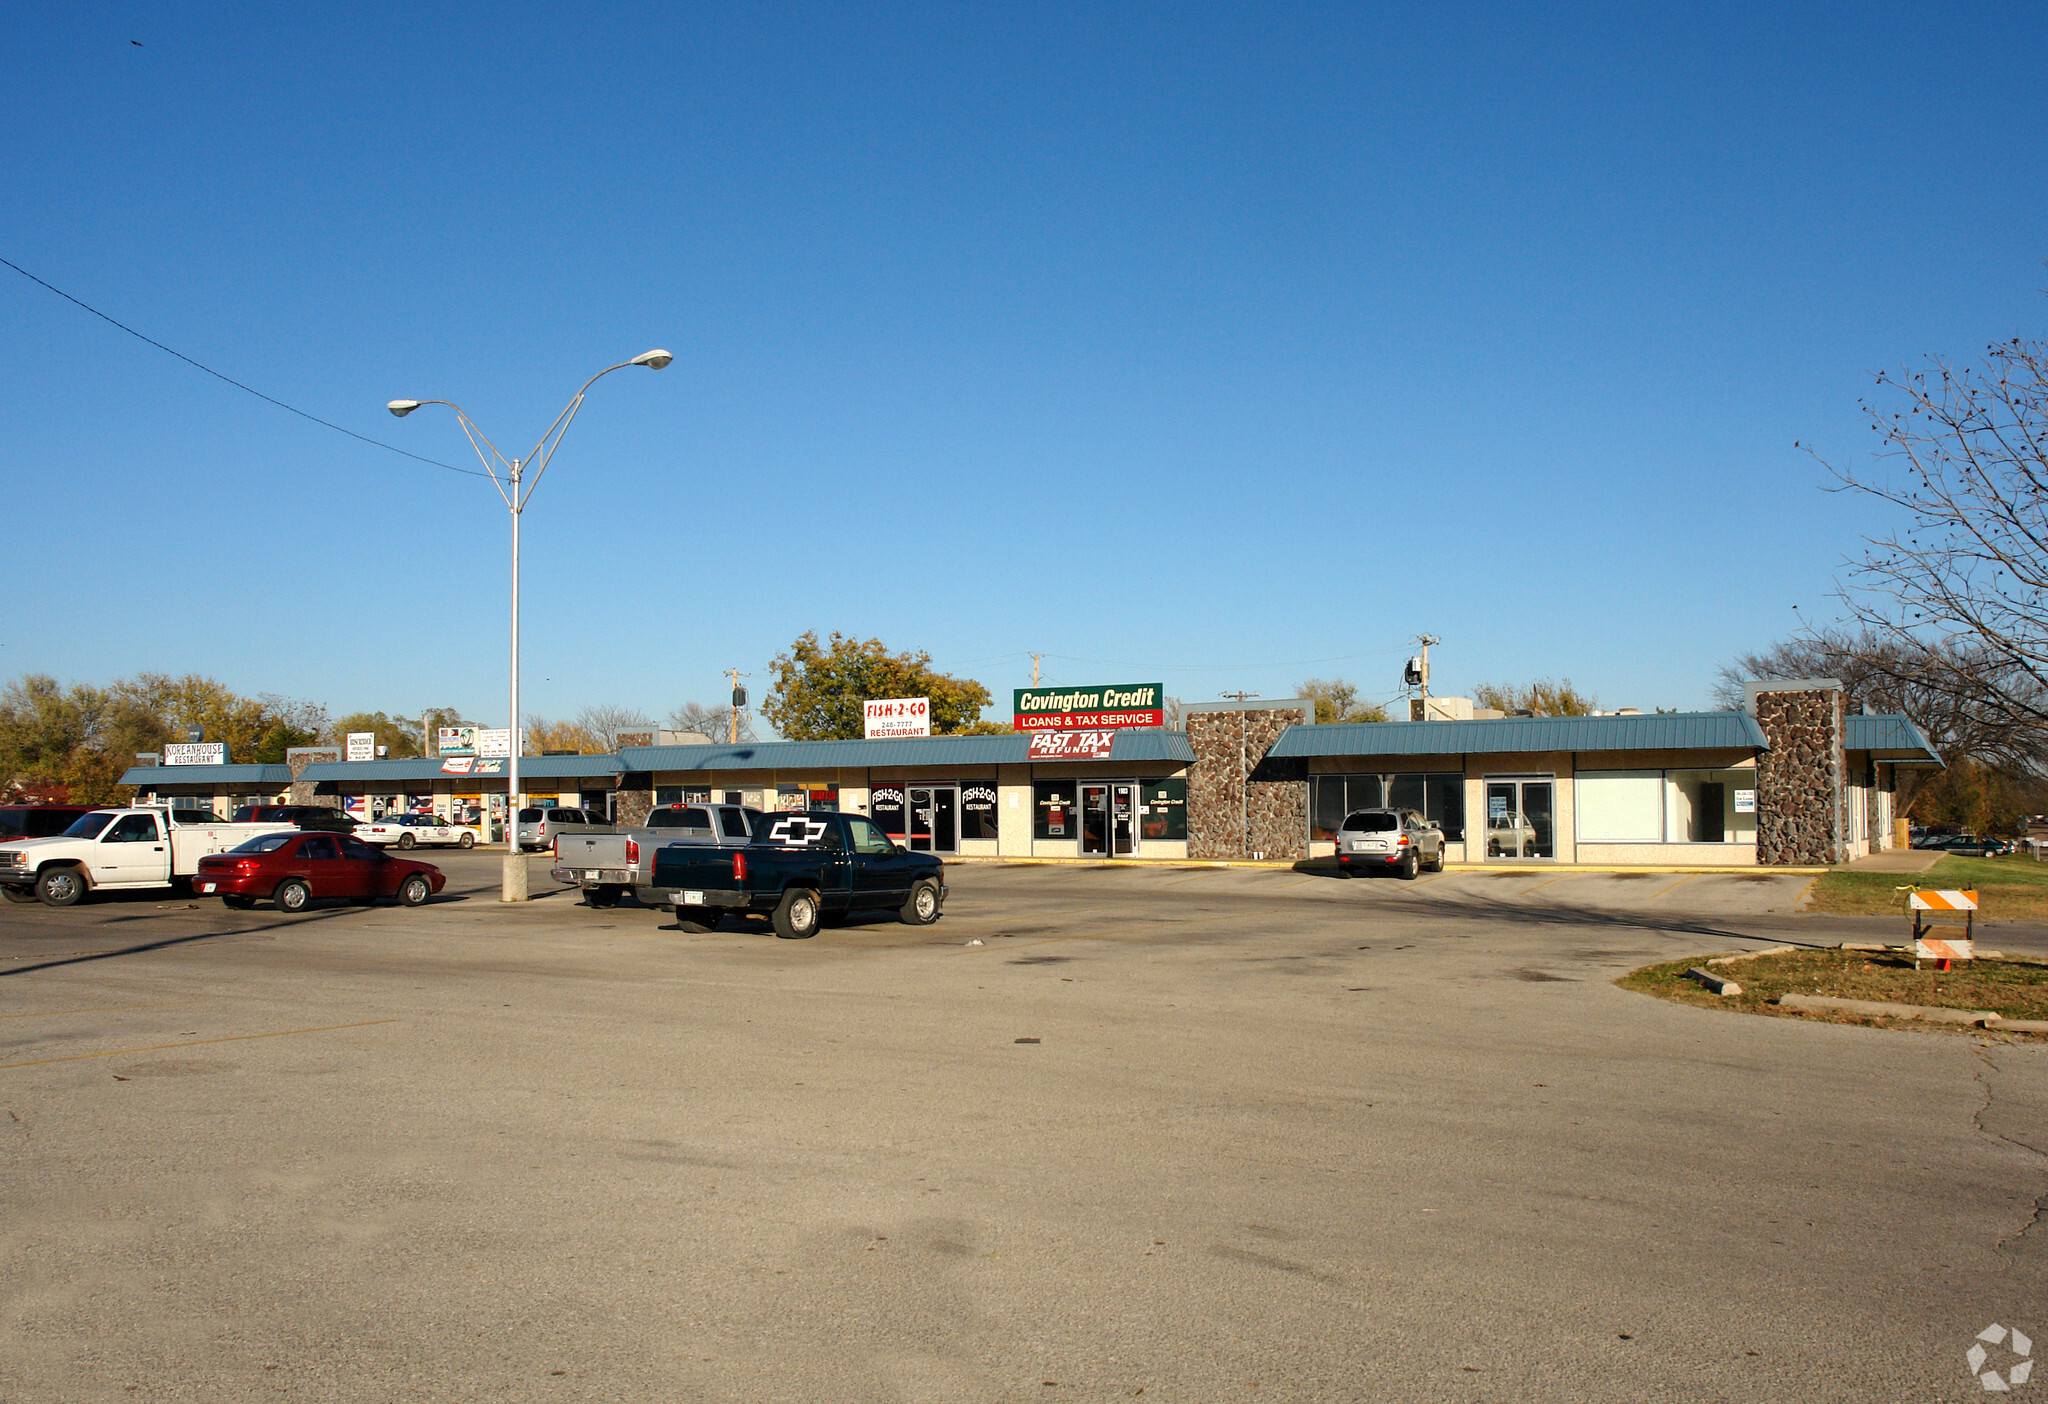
[[1908, 889, 1977, 968]]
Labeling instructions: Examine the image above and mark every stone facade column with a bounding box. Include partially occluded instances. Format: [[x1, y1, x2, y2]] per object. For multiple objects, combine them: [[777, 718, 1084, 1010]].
[[1749, 681, 1845, 866], [1185, 703, 1310, 860], [285, 746, 341, 808], [613, 776, 654, 828]]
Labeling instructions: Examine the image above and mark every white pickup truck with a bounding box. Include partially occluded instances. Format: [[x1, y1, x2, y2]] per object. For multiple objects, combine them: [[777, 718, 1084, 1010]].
[[0, 806, 296, 906]]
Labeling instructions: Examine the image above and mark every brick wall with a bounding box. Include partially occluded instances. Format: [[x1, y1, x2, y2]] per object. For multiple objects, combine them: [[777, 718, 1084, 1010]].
[[285, 747, 341, 808], [1753, 688, 1844, 865], [1187, 708, 1307, 860]]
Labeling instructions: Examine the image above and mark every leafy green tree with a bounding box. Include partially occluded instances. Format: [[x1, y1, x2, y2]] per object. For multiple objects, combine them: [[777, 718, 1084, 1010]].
[[1298, 678, 1389, 724], [761, 631, 994, 741], [1471, 679, 1597, 716]]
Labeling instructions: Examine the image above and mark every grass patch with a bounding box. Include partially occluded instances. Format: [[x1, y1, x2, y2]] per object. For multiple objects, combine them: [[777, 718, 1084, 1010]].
[[1805, 854, 2048, 918], [1620, 947, 2048, 1035]]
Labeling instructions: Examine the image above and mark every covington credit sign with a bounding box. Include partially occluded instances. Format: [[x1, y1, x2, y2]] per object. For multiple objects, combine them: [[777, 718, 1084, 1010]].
[[1012, 682, 1164, 732]]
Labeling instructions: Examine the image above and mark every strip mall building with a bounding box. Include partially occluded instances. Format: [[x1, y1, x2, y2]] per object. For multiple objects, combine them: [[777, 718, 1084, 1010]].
[[121, 679, 1936, 867]]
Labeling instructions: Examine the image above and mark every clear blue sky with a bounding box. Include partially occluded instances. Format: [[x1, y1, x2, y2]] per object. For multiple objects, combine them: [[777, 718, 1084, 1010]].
[[5, 2, 2044, 728]]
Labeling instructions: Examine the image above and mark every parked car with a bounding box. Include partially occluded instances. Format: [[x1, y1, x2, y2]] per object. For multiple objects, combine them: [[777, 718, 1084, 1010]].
[[650, 809, 946, 938], [193, 831, 445, 911], [1334, 808, 1444, 879], [0, 804, 107, 842], [0, 807, 297, 906], [356, 813, 479, 850], [550, 802, 760, 907], [514, 807, 611, 853], [1485, 812, 1543, 859], [230, 804, 357, 833]]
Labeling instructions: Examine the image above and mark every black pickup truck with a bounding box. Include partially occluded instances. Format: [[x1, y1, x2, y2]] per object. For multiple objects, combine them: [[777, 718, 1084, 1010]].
[[650, 809, 948, 938]]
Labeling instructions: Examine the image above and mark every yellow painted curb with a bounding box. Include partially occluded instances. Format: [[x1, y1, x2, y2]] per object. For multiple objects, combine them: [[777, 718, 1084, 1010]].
[[941, 855, 1829, 875]]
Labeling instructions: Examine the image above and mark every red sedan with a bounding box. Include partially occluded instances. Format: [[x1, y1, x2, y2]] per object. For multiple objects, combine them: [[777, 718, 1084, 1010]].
[[194, 832, 446, 912]]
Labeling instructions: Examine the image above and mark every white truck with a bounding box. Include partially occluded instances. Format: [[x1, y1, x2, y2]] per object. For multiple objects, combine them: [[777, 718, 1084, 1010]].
[[0, 807, 296, 907]]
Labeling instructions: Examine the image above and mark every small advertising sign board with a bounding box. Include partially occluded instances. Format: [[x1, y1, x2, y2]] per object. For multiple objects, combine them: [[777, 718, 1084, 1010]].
[[864, 697, 931, 739], [477, 729, 512, 757], [1027, 730, 1117, 762], [1012, 682, 1164, 732], [1733, 788, 1756, 814], [163, 742, 228, 766], [346, 732, 377, 762], [437, 725, 478, 757]]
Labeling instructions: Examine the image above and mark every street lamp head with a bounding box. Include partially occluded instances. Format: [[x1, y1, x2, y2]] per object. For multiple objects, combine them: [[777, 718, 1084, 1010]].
[[630, 349, 673, 369], [387, 400, 421, 417]]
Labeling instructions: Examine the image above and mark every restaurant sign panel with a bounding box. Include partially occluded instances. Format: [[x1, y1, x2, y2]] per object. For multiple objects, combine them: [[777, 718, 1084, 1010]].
[[1027, 730, 1117, 762], [1013, 682, 1163, 732]]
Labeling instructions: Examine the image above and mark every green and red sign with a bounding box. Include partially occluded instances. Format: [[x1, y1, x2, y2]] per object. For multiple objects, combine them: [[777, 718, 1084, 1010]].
[[1013, 682, 1164, 732]]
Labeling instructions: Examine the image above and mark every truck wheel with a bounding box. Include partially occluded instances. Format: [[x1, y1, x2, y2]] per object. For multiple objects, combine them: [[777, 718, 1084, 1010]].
[[672, 905, 713, 933], [1398, 851, 1419, 881], [1, 884, 36, 904], [587, 885, 622, 909], [898, 880, 942, 926], [397, 875, 432, 907], [1334, 861, 1352, 880], [222, 894, 255, 910], [37, 867, 86, 907], [274, 879, 312, 913], [398, 832, 416, 850], [459, 832, 475, 849], [772, 888, 820, 940]]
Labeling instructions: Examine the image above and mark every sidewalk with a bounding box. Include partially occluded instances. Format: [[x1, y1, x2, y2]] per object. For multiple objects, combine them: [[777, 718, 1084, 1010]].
[[1838, 848, 1943, 873]]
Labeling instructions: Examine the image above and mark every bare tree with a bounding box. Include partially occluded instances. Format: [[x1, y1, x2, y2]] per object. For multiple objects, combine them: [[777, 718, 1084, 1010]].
[[1819, 331, 2048, 753], [573, 704, 655, 753], [668, 700, 755, 743], [1715, 628, 2048, 810]]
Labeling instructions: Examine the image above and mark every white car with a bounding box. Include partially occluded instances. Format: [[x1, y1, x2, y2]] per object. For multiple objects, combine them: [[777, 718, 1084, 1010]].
[[356, 814, 478, 850]]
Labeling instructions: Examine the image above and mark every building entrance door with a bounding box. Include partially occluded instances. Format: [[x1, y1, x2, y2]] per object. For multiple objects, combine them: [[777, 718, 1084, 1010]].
[[1079, 783, 1139, 857], [907, 786, 958, 854], [1484, 779, 1555, 859]]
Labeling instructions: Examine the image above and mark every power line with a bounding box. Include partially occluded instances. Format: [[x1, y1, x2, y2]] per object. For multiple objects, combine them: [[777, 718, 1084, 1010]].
[[0, 255, 487, 479]]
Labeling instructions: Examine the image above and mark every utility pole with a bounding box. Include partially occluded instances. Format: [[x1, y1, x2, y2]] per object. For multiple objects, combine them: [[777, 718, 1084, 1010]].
[[1222, 690, 1261, 702], [1407, 635, 1440, 720], [1031, 654, 1043, 686], [725, 669, 748, 744]]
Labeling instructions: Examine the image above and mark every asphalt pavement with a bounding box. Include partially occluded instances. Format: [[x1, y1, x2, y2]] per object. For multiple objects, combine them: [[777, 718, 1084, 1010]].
[[1, 853, 2043, 1402]]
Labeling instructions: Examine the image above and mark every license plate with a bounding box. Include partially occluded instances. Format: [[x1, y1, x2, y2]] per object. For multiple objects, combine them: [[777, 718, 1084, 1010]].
[[682, 889, 704, 906], [585, 870, 602, 880], [200, 883, 215, 893]]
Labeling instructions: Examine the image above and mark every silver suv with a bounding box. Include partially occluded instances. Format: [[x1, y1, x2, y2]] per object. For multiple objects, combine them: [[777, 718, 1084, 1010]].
[[1334, 807, 1444, 879], [515, 807, 613, 852]]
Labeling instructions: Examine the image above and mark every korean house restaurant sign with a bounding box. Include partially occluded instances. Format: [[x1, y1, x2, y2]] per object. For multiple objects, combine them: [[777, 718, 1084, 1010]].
[[1013, 683, 1164, 732]]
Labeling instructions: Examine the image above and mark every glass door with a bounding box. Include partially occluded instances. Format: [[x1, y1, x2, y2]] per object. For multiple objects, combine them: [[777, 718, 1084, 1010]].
[[1111, 783, 1138, 856], [1079, 784, 1111, 856], [907, 786, 959, 854], [1484, 779, 1555, 859]]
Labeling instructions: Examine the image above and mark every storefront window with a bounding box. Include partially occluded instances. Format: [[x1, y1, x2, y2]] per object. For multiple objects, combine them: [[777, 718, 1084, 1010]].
[[1141, 778, 1187, 840], [960, 782, 1000, 840], [870, 785, 908, 837], [1314, 774, 1461, 841], [1033, 781, 1077, 840], [1576, 772, 1663, 842], [1574, 769, 1756, 844]]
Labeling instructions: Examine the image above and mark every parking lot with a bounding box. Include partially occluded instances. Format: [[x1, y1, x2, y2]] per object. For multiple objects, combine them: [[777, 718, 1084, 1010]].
[[3, 854, 2046, 1402]]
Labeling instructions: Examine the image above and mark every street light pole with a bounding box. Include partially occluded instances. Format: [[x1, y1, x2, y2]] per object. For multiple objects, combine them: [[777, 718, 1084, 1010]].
[[388, 349, 672, 902]]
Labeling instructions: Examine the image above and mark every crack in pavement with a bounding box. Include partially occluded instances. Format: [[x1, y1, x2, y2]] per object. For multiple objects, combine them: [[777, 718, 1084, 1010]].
[[1973, 1045, 2048, 1256]]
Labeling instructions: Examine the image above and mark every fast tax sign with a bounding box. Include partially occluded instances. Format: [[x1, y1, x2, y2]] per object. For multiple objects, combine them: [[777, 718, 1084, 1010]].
[[1013, 682, 1164, 732]]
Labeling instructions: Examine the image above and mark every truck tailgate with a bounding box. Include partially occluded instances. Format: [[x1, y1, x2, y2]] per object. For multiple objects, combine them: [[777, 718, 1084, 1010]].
[[649, 847, 741, 899], [557, 834, 628, 866]]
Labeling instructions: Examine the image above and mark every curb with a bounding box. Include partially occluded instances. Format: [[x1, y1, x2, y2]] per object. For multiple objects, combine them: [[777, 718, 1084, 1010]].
[[1776, 993, 2048, 1032]]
